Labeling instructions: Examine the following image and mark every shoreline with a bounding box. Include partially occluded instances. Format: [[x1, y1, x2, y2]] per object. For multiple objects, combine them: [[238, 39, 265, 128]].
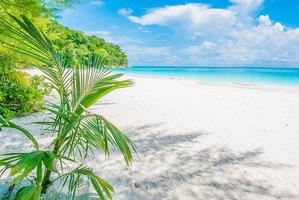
[[124, 73, 299, 92], [23, 68, 299, 91]]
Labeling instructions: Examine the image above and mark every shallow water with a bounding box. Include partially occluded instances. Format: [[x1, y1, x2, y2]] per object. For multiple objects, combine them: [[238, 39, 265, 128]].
[[116, 66, 299, 86]]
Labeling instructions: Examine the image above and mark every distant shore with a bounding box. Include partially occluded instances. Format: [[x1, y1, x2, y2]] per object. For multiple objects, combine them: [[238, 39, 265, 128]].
[[117, 66, 299, 87], [124, 73, 299, 92]]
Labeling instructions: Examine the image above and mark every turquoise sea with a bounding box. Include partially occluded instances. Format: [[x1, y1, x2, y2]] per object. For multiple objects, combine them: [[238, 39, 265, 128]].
[[116, 66, 299, 86]]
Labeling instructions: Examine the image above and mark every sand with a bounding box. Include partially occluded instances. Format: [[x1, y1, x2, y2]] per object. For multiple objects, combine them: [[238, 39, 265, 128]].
[[1, 73, 299, 200]]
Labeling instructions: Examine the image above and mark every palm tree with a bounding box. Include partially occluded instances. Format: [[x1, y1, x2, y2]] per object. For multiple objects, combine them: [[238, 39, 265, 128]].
[[0, 15, 136, 199]]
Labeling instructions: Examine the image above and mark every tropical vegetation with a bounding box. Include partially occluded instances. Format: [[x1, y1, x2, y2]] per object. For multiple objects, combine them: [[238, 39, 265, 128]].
[[0, 0, 128, 118], [48, 21, 128, 67], [0, 0, 128, 68], [0, 53, 51, 118], [0, 15, 135, 199]]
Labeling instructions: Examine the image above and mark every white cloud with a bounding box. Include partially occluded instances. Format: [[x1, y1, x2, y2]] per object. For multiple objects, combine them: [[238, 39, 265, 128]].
[[228, 0, 264, 25], [258, 14, 272, 26], [128, 4, 236, 39], [229, 0, 264, 14], [118, 8, 133, 16], [123, 1, 299, 66], [91, 0, 104, 6], [128, 4, 234, 26], [180, 15, 299, 66]]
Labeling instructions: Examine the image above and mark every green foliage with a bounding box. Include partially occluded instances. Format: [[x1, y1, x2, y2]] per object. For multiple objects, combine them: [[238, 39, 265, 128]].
[[0, 0, 79, 19], [56, 166, 114, 200], [0, 151, 57, 184], [0, 4, 127, 125], [0, 0, 128, 70], [0, 0, 55, 68], [47, 21, 128, 67], [0, 55, 51, 119], [15, 184, 42, 200], [0, 15, 135, 200]]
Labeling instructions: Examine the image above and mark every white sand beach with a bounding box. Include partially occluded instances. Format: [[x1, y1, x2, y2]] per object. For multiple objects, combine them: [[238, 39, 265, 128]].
[[1, 74, 299, 200]]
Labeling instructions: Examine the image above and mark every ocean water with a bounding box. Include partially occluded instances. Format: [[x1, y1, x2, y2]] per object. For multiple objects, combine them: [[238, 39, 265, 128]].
[[116, 66, 299, 86]]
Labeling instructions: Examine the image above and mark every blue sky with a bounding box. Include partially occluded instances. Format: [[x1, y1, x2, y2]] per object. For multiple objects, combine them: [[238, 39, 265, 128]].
[[60, 0, 299, 67]]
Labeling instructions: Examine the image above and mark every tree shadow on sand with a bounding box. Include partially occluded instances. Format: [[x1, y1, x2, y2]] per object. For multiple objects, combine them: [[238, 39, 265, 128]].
[[114, 123, 298, 200], [1, 122, 297, 200]]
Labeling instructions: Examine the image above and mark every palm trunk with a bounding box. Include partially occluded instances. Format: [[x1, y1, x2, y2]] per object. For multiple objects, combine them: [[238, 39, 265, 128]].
[[41, 169, 52, 194], [41, 141, 61, 195]]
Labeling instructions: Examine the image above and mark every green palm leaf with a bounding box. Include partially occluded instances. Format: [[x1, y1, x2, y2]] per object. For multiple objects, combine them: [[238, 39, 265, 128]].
[[0, 151, 56, 184], [59, 113, 136, 164], [15, 184, 42, 200], [71, 56, 133, 115], [0, 115, 39, 150], [54, 166, 114, 200]]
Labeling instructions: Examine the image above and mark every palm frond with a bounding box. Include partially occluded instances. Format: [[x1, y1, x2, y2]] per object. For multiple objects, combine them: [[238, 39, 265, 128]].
[[71, 56, 133, 115], [15, 184, 42, 200], [0, 115, 39, 150], [54, 166, 114, 200], [61, 114, 136, 164], [0, 151, 56, 184], [1, 15, 55, 65]]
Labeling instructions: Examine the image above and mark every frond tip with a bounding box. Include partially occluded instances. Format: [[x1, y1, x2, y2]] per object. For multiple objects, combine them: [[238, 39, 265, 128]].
[[61, 114, 137, 164], [0, 115, 39, 150], [0, 151, 62, 185], [55, 166, 114, 200]]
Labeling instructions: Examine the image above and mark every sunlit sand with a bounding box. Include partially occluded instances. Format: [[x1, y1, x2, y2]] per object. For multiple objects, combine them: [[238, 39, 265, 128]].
[[1, 72, 299, 199]]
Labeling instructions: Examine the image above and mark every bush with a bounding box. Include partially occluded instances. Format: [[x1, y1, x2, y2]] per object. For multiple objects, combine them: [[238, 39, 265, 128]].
[[0, 55, 51, 119]]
